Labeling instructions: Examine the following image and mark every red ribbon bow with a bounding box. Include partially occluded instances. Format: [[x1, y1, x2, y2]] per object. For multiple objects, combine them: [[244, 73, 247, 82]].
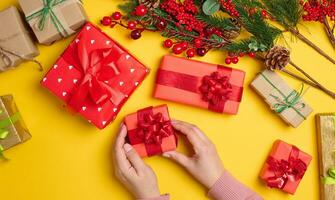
[[199, 71, 233, 105], [266, 146, 307, 189], [137, 112, 173, 144], [63, 32, 125, 111]]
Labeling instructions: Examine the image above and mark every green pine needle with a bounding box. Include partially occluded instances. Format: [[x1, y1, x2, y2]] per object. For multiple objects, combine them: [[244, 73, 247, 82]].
[[118, 1, 139, 17], [222, 38, 257, 52], [234, 3, 282, 50], [196, 14, 238, 31], [262, 0, 303, 28]]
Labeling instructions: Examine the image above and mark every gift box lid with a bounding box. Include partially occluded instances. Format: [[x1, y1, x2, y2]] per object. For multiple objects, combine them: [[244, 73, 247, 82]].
[[41, 22, 149, 129]]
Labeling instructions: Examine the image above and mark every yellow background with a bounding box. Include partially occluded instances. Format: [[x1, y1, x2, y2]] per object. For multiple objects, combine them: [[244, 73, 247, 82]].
[[1, 0, 335, 199]]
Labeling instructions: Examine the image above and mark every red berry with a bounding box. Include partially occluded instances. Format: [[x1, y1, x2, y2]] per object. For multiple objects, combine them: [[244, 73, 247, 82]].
[[232, 57, 239, 64], [156, 19, 167, 30], [130, 30, 141, 40], [249, 8, 256, 15], [186, 48, 196, 58], [261, 10, 267, 18], [101, 16, 112, 26], [163, 39, 173, 48], [248, 52, 256, 58], [127, 21, 136, 30], [196, 48, 207, 56], [181, 42, 188, 50], [112, 12, 122, 20], [194, 38, 202, 48], [238, 52, 245, 57], [225, 57, 232, 64], [173, 44, 184, 54], [135, 5, 148, 16]]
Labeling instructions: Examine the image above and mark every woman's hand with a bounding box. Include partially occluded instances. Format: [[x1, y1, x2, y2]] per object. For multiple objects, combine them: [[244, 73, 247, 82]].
[[114, 123, 161, 199], [163, 120, 224, 189]]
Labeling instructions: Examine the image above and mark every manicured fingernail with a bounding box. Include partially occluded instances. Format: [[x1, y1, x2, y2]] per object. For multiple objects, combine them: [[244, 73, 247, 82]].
[[123, 143, 133, 152], [162, 153, 170, 158]]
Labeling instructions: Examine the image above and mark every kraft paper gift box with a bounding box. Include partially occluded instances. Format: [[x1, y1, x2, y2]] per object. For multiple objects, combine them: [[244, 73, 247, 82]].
[[41, 23, 149, 129], [0, 6, 39, 72], [316, 113, 335, 200], [154, 55, 245, 114], [260, 140, 312, 194], [125, 105, 177, 158], [0, 95, 31, 154], [250, 70, 313, 128], [19, 0, 87, 45]]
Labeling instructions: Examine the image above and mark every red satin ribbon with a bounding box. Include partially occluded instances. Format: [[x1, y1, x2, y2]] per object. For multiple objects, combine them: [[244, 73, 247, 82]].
[[156, 67, 243, 113], [135, 107, 174, 156], [199, 71, 233, 110], [138, 112, 173, 145], [62, 31, 124, 111], [266, 146, 307, 189]]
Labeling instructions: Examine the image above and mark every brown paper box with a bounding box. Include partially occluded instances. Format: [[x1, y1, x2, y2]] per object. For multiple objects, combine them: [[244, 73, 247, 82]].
[[0, 6, 39, 72], [19, 0, 87, 45], [250, 70, 313, 127], [316, 114, 335, 200], [0, 95, 31, 151]]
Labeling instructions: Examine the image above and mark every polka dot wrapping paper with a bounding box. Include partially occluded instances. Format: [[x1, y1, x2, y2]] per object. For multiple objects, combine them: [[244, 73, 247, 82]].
[[41, 22, 149, 129]]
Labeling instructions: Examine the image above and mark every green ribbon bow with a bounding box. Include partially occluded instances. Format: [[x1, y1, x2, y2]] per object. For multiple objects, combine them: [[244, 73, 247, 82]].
[[323, 168, 335, 185], [25, 0, 70, 36], [261, 73, 307, 119], [0, 109, 21, 160]]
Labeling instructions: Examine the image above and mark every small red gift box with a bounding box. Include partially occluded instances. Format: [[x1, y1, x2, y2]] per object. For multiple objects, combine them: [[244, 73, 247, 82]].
[[124, 105, 177, 157], [260, 140, 312, 194], [41, 22, 149, 129], [154, 55, 245, 114]]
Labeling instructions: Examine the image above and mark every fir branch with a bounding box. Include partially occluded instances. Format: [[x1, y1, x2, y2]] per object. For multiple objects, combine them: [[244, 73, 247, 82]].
[[222, 38, 258, 52], [196, 14, 238, 30], [118, 1, 139, 16], [234, 3, 282, 50], [262, 0, 303, 28], [233, 0, 263, 8]]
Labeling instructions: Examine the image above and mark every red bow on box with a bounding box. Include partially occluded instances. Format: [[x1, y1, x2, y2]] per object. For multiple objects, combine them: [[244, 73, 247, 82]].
[[63, 31, 125, 111], [137, 112, 174, 145], [199, 71, 233, 105], [266, 146, 307, 189]]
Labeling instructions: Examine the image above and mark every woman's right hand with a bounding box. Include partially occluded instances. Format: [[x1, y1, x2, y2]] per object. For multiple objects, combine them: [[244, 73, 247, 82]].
[[163, 120, 225, 189]]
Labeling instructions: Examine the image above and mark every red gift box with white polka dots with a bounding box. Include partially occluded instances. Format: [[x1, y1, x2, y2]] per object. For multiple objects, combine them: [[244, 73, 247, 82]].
[[41, 22, 149, 129]]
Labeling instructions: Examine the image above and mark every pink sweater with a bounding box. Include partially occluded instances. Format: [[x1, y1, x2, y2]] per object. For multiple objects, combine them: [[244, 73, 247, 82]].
[[137, 171, 262, 200]]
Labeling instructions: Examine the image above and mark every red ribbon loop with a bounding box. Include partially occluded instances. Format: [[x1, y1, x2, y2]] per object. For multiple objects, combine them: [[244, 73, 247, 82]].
[[199, 71, 233, 106], [64, 32, 125, 111], [137, 112, 173, 144], [266, 146, 307, 189]]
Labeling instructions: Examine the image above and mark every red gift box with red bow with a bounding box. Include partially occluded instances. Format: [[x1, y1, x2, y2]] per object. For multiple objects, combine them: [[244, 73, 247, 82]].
[[124, 105, 177, 157], [41, 22, 149, 129], [154, 55, 245, 114], [260, 140, 312, 194]]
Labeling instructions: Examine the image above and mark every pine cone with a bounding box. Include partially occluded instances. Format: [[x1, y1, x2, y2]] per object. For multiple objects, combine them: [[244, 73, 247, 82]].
[[229, 18, 242, 30], [222, 18, 241, 40], [139, 0, 160, 9], [222, 29, 241, 40], [264, 46, 290, 71]]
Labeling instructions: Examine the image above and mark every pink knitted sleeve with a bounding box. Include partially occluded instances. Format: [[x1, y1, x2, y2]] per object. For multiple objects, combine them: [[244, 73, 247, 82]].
[[137, 194, 170, 200], [207, 171, 263, 200]]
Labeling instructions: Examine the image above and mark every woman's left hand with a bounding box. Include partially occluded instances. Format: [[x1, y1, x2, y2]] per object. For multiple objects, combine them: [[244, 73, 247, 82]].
[[114, 123, 161, 199]]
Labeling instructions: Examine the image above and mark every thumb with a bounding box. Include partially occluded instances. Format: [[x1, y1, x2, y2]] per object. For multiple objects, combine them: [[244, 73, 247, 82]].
[[163, 151, 191, 168], [124, 144, 146, 172]]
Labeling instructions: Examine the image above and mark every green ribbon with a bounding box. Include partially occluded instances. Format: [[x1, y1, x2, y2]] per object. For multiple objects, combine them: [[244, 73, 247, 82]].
[[0, 109, 21, 160], [25, 0, 69, 36], [260, 73, 306, 119], [323, 168, 335, 185]]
